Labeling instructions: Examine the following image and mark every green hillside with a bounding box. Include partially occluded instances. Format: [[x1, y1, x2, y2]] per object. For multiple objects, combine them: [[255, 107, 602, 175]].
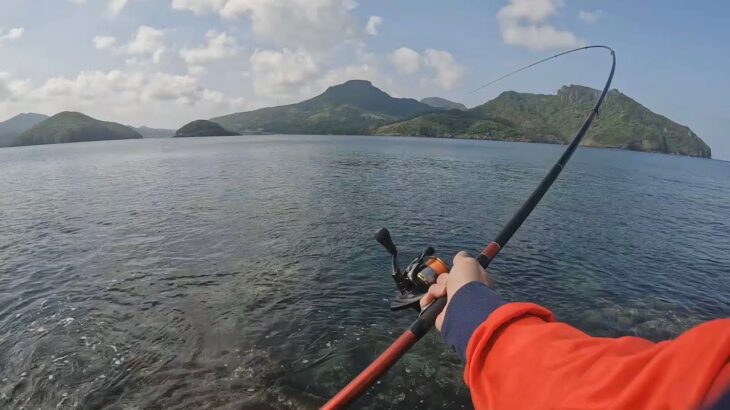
[[421, 97, 467, 111], [14, 112, 143, 146], [0, 113, 49, 147], [377, 85, 711, 158], [212, 80, 435, 135], [174, 120, 238, 137]]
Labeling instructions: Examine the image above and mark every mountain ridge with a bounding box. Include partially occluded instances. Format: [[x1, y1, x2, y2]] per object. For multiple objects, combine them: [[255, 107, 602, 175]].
[[0, 113, 49, 147], [0, 81, 713, 158], [14, 111, 143, 146], [212, 80, 436, 135], [421, 97, 467, 111], [377, 84, 711, 158]]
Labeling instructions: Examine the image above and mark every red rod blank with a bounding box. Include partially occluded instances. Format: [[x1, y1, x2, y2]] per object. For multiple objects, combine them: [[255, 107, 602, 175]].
[[321, 330, 418, 409]]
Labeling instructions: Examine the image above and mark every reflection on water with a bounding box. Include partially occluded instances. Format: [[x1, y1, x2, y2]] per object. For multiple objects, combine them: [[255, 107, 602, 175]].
[[0, 135, 728, 409]]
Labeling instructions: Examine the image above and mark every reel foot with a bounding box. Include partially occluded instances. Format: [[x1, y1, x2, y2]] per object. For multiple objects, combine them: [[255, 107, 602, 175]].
[[390, 292, 425, 311]]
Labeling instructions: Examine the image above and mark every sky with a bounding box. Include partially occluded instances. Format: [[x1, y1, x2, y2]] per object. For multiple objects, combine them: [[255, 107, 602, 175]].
[[0, 0, 728, 159]]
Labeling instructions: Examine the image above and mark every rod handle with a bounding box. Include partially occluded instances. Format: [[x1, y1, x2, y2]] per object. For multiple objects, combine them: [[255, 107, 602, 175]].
[[411, 296, 447, 337]]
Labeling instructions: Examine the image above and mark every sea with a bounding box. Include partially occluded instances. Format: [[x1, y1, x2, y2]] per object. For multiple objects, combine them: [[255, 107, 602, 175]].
[[1, 135, 728, 408]]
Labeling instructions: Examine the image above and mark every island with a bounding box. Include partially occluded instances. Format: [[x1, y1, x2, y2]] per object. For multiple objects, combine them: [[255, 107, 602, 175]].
[[174, 120, 239, 137], [13, 112, 142, 146], [211, 80, 435, 136], [207, 80, 711, 158], [378, 85, 711, 158]]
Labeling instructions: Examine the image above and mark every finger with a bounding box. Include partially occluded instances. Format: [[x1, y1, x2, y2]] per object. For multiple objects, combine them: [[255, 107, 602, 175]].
[[419, 283, 446, 308], [435, 311, 445, 332], [452, 250, 471, 265], [427, 282, 447, 299], [436, 272, 449, 285], [419, 292, 434, 309]]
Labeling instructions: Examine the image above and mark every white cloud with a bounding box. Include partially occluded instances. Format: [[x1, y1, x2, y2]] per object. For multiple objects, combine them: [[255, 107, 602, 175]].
[[188, 65, 207, 77], [125, 26, 166, 62], [25, 71, 216, 109], [500, 24, 585, 52], [107, 0, 129, 15], [321, 63, 385, 90], [0, 28, 24, 44], [390, 47, 421, 74], [365, 16, 382, 36], [180, 31, 238, 65], [1, 68, 243, 126], [0, 72, 32, 102], [578, 10, 601, 24], [127, 26, 164, 54], [0, 74, 10, 100], [68, 0, 129, 16], [497, 0, 585, 51], [389, 47, 464, 90], [93, 35, 117, 50], [172, 0, 358, 50], [249, 48, 319, 97], [171, 0, 226, 14], [498, 0, 559, 22], [243, 49, 392, 106], [424, 49, 465, 90]]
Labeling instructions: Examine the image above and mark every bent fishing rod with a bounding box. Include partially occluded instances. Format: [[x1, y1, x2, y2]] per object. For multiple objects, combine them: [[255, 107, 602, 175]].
[[323, 45, 616, 409]]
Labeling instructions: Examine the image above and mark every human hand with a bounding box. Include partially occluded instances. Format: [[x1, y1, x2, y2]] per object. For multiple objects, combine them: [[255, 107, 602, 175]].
[[419, 251, 494, 331]]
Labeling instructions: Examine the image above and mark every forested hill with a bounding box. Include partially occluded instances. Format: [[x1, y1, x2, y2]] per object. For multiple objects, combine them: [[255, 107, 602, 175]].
[[377, 85, 711, 158]]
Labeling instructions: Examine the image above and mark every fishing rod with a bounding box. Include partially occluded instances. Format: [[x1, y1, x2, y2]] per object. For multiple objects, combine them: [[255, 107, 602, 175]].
[[323, 45, 616, 409]]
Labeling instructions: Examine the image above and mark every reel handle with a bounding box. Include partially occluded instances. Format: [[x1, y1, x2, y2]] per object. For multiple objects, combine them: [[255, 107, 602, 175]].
[[374, 228, 397, 256]]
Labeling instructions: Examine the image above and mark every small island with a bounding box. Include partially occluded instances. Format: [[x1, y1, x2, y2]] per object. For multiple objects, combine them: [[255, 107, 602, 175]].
[[174, 120, 239, 138]]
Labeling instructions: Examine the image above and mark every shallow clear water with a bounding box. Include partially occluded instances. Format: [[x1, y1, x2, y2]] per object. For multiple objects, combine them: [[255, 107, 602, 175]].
[[0, 135, 728, 409]]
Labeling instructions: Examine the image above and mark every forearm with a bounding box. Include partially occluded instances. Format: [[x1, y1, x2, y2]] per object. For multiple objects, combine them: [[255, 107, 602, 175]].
[[442, 283, 730, 409]]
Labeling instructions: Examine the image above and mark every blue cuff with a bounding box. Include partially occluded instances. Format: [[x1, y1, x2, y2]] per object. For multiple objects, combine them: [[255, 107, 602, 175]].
[[441, 282, 506, 362]]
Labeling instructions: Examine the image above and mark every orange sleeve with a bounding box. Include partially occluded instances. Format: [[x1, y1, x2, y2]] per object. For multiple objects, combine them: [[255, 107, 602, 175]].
[[463, 303, 730, 409]]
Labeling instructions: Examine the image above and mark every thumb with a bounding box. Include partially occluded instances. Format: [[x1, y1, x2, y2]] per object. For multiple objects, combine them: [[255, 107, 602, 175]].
[[435, 309, 445, 332]]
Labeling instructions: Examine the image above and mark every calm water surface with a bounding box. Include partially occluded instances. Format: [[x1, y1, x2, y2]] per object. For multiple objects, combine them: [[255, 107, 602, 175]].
[[0, 135, 728, 409]]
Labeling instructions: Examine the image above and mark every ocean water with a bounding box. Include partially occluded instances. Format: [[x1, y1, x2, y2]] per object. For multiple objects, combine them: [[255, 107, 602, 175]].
[[0, 135, 728, 409]]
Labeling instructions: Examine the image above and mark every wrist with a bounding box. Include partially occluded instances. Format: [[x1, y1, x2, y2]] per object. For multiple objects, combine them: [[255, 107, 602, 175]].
[[441, 282, 506, 362]]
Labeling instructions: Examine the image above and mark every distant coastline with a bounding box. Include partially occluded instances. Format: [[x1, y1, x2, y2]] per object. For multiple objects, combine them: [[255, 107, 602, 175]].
[[0, 80, 713, 159]]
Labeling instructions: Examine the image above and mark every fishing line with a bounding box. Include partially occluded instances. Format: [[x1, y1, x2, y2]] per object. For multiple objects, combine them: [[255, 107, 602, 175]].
[[324, 45, 616, 409], [470, 45, 614, 94], [473, 45, 616, 266]]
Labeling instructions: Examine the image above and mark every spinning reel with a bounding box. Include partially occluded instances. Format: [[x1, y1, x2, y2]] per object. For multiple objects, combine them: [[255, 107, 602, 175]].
[[374, 228, 449, 311]]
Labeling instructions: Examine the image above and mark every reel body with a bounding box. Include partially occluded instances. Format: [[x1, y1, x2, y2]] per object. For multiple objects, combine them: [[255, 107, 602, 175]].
[[374, 228, 449, 311]]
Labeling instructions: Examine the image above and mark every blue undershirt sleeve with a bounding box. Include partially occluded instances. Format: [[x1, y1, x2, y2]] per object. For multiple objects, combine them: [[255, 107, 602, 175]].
[[441, 281, 507, 362]]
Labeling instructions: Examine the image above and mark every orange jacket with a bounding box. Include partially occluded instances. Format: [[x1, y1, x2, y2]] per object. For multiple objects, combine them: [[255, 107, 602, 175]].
[[440, 282, 730, 410], [464, 303, 730, 409]]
